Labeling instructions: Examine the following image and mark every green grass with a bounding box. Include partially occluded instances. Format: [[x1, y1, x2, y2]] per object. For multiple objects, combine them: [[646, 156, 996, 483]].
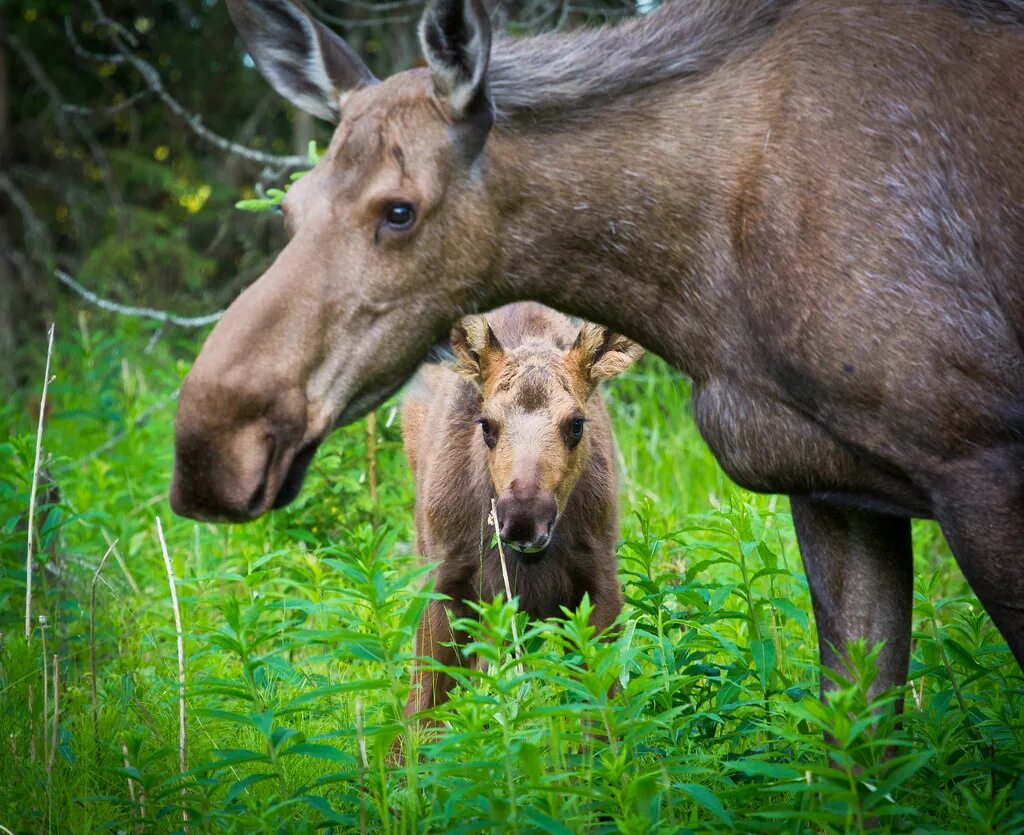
[[1, 313, 1022, 833]]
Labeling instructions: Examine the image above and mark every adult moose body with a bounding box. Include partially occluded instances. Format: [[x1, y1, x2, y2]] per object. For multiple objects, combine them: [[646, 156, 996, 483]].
[[172, 0, 1024, 707]]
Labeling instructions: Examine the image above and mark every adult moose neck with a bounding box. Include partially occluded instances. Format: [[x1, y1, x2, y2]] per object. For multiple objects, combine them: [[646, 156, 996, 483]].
[[480, 10, 784, 381]]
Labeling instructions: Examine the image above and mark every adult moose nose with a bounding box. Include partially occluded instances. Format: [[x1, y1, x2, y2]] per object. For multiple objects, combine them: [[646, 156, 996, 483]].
[[170, 369, 314, 522], [495, 484, 559, 554]]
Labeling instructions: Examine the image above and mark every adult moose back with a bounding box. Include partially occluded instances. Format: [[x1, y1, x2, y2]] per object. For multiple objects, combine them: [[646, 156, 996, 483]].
[[172, 0, 1024, 705]]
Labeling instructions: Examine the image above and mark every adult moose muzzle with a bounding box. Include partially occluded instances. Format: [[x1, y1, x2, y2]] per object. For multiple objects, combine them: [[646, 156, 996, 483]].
[[174, 0, 1024, 712]]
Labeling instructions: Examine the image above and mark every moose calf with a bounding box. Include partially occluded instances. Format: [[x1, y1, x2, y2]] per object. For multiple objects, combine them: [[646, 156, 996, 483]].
[[401, 302, 642, 716]]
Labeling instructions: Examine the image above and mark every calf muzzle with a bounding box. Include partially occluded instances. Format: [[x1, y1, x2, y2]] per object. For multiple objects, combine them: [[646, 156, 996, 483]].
[[496, 487, 558, 554]]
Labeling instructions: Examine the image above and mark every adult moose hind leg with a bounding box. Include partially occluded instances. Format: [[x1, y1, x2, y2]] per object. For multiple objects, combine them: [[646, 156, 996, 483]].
[[790, 498, 914, 706], [931, 454, 1024, 668]]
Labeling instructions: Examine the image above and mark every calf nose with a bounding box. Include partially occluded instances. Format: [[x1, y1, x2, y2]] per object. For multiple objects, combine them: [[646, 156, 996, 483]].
[[496, 486, 558, 554]]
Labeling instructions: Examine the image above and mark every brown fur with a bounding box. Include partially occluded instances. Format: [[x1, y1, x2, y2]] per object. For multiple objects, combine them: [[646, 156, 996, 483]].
[[174, 1, 1024, 714], [401, 302, 638, 715]]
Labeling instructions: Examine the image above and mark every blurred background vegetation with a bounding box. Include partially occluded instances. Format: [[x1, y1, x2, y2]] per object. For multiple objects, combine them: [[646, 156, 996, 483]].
[[0, 0, 641, 387]]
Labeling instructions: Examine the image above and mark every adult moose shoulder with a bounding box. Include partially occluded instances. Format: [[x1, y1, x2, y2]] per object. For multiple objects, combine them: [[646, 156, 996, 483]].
[[171, 0, 1024, 705]]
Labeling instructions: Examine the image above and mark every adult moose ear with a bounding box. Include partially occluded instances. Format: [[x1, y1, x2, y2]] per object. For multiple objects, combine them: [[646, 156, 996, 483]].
[[420, 0, 494, 162], [449, 315, 504, 387], [569, 323, 645, 384], [226, 0, 377, 123]]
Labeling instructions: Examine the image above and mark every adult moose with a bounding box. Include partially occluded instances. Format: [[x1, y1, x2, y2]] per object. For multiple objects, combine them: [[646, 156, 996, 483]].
[[172, 0, 1024, 708]]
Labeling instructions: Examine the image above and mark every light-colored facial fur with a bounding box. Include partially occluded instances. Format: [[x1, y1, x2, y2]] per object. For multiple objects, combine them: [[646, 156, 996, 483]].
[[450, 314, 642, 523]]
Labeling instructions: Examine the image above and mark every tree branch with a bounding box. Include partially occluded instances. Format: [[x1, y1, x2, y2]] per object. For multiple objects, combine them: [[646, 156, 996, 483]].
[[55, 269, 223, 327], [70, 5, 308, 169]]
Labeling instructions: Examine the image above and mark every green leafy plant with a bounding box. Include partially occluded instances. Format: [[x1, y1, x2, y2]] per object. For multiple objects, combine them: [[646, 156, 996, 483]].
[[1, 320, 1022, 832]]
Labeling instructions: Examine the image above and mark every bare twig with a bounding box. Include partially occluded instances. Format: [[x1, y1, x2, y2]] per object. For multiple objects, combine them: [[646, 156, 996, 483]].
[[90, 541, 117, 758], [64, 88, 153, 117], [123, 53, 305, 168], [102, 531, 142, 596], [88, 0, 138, 48], [74, 2, 307, 169], [156, 516, 188, 830], [0, 172, 50, 255], [56, 270, 223, 327], [25, 324, 54, 640], [489, 498, 524, 675], [64, 15, 124, 64], [5, 31, 124, 209]]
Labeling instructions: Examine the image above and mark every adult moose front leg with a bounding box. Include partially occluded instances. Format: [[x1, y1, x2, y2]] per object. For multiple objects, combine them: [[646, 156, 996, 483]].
[[790, 498, 914, 707]]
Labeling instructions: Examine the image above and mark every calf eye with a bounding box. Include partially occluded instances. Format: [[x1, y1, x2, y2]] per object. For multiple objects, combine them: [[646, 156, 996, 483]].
[[384, 202, 416, 230], [566, 417, 585, 448], [480, 418, 498, 449]]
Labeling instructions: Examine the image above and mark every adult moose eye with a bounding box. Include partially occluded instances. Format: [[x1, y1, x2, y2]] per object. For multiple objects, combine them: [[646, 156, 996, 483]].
[[480, 418, 497, 449], [383, 202, 416, 230], [566, 417, 585, 448]]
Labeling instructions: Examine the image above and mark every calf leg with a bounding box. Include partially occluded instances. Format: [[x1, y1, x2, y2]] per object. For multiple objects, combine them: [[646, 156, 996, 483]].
[[790, 497, 914, 704], [391, 600, 470, 765], [588, 582, 625, 636], [931, 459, 1024, 667], [405, 599, 470, 717]]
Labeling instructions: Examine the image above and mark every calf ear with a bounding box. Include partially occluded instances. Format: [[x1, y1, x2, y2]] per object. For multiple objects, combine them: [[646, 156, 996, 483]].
[[449, 315, 503, 387], [570, 323, 644, 383], [226, 0, 376, 123], [420, 0, 493, 161]]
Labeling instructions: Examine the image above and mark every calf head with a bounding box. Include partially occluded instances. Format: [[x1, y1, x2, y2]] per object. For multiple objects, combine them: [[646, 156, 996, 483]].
[[450, 315, 643, 554]]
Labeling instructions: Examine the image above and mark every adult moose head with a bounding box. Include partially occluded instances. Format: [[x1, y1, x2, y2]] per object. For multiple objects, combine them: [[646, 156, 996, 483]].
[[173, 0, 1024, 707]]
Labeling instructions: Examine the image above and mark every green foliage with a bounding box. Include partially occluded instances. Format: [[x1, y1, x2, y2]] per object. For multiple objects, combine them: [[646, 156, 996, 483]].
[[1, 317, 1022, 832], [235, 142, 322, 213]]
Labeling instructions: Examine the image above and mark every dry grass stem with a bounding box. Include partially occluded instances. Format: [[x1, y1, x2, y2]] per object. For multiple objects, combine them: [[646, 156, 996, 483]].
[[91, 540, 117, 754], [355, 698, 368, 835], [40, 618, 49, 769], [121, 738, 145, 833], [102, 530, 141, 595], [156, 516, 188, 830], [47, 654, 59, 776], [25, 323, 55, 640], [489, 498, 524, 676]]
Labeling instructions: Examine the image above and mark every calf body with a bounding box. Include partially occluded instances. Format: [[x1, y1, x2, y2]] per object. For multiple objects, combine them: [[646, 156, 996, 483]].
[[401, 303, 638, 714]]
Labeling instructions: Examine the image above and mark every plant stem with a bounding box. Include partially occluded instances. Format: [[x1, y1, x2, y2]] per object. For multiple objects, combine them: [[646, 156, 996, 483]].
[[90, 540, 117, 762], [25, 323, 54, 640], [490, 498, 523, 675], [156, 516, 188, 831], [930, 613, 970, 720]]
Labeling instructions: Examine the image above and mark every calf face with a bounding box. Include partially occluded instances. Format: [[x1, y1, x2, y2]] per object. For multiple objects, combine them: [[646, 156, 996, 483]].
[[450, 315, 642, 554]]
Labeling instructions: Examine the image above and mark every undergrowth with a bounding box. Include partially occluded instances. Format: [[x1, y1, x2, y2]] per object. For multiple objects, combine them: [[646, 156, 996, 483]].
[[1, 315, 1022, 832]]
